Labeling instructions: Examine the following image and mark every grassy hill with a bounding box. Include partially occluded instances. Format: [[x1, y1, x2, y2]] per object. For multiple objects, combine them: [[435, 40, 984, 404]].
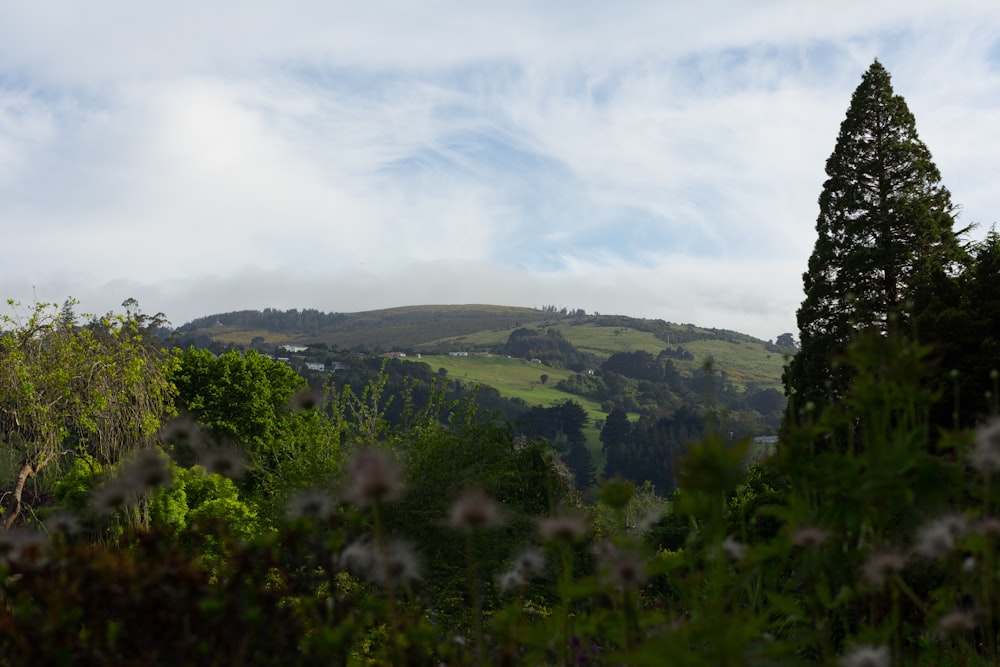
[[177, 304, 555, 350], [177, 305, 787, 392], [176, 305, 791, 473], [178, 304, 784, 392]]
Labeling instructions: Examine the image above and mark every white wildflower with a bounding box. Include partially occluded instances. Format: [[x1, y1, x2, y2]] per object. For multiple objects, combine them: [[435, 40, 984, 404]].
[[840, 644, 889, 667], [861, 550, 907, 588], [970, 418, 1000, 474], [722, 536, 746, 563], [342, 448, 403, 507], [914, 515, 967, 560], [448, 487, 504, 531], [936, 609, 976, 639]]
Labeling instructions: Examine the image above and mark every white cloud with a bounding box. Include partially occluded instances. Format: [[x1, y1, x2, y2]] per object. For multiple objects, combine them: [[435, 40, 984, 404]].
[[1, 1, 999, 341]]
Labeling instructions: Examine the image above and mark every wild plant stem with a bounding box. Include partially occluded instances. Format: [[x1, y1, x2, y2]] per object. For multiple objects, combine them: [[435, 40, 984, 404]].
[[466, 531, 484, 667], [557, 543, 573, 667], [372, 500, 406, 667]]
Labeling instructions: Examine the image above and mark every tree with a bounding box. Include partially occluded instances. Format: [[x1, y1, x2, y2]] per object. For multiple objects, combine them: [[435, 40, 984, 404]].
[[169, 348, 341, 511], [784, 60, 965, 421], [0, 299, 175, 529], [914, 230, 1000, 429], [774, 333, 798, 353], [600, 408, 631, 455]]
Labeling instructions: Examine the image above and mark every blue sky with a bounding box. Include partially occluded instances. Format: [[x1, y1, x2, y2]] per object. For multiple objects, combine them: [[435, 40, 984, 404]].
[[1, 1, 999, 340]]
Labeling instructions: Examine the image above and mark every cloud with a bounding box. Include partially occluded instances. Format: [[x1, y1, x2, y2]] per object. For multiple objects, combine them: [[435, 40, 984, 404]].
[[1, 1, 999, 342]]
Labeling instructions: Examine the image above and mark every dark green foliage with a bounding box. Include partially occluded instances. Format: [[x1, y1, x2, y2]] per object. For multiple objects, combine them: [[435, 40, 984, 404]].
[[514, 399, 588, 451], [589, 314, 761, 347], [6, 322, 1000, 664], [502, 327, 596, 371], [563, 440, 597, 490], [600, 408, 631, 454], [393, 419, 571, 625], [914, 230, 1000, 429], [602, 350, 681, 385], [604, 407, 705, 494], [0, 525, 366, 666], [785, 60, 965, 424]]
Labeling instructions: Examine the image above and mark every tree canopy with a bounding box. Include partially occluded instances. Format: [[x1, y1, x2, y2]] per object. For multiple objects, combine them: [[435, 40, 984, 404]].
[[784, 60, 965, 421], [0, 300, 174, 528]]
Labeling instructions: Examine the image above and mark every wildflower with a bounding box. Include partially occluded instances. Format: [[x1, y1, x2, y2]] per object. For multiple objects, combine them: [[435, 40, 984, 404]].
[[792, 525, 828, 549], [158, 416, 202, 448], [936, 609, 976, 638], [593, 540, 647, 587], [978, 516, 1000, 538], [512, 547, 546, 578], [44, 512, 82, 537], [840, 644, 889, 667], [343, 448, 403, 507], [200, 447, 246, 478], [969, 418, 1000, 474], [120, 448, 172, 491], [287, 489, 334, 520], [498, 547, 547, 595], [91, 479, 139, 516], [0, 528, 48, 564], [290, 388, 325, 411], [339, 539, 377, 576], [373, 538, 422, 587], [861, 551, 907, 587], [914, 515, 967, 560], [722, 536, 746, 563], [448, 487, 503, 531], [497, 568, 526, 594], [637, 509, 663, 533], [337, 536, 421, 587], [538, 514, 587, 542]]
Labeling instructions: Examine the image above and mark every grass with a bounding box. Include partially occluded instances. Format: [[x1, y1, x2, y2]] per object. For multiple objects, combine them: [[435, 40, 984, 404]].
[[677, 339, 787, 390], [182, 307, 785, 394], [415, 354, 609, 471], [550, 323, 666, 359]]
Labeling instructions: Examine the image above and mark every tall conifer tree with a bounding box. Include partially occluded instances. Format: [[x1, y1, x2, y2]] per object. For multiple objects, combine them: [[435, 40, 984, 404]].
[[784, 60, 964, 419]]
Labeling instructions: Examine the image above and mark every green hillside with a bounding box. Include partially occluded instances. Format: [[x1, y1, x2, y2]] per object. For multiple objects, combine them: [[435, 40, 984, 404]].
[[175, 304, 790, 472], [177, 305, 788, 393], [419, 353, 612, 469]]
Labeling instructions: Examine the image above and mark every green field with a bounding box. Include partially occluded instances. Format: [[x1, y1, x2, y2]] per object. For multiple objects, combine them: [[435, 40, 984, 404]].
[[414, 354, 609, 470], [550, 323, 666, 359], [677, 339, 787, 389]]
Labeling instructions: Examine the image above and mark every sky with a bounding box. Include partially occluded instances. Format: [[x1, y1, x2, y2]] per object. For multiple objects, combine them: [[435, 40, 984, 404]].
[[1, 1, 999, 341]]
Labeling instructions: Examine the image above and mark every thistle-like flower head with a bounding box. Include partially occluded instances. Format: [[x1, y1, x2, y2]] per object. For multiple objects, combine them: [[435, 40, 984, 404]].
[[970, 418, 1000, 474], [538, 513, 587, 542], [840, 644, 889, 667], [861, 550, 908, 588], [343, 447, 403, 507], [448, 487, 504, 531]]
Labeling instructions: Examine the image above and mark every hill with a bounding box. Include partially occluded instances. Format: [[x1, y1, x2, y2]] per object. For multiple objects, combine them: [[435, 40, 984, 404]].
[[175, 304, 791, 392], [176, 304, 554, 350], [174, 304, 792, 486]]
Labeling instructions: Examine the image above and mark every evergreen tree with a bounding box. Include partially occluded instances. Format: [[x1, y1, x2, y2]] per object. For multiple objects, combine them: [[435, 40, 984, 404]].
[[914, 230, 1000, 429], [784, 60, 965, 423]]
